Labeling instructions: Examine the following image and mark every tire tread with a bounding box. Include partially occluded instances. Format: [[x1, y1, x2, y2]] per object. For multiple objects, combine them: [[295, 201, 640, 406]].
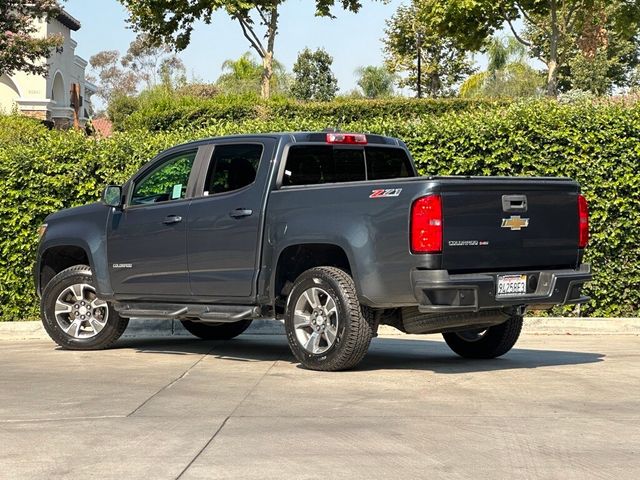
[[286, 266, 373, 371], [41, 265, 128, 350], [442, 315, 523, 359], [180, 319, 252, 340]]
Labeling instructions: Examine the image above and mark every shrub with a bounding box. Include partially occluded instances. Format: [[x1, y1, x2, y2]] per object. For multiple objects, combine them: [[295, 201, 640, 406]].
[[107, 95, 140, 129], [116, 95, 507, 131], [0, 114, 50, 146], [174, 83, 219, 99], [0, 100, 638, 320]]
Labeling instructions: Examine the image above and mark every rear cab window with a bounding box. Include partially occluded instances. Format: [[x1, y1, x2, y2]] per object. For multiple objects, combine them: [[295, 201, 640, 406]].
[[282, 145, 415, 187]]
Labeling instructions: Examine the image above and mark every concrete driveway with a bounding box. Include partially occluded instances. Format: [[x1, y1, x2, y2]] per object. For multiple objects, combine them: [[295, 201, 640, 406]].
[[0, 333, 638, 479]]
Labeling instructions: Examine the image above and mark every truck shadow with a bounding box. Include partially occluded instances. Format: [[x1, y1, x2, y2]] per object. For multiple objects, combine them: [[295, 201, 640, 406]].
[[361, 337, 605, 373], [119, 334, 605, 374]]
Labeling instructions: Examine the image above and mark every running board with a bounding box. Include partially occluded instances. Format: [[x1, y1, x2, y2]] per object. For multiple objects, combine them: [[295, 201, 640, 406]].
[[114, 303, 260, 323]]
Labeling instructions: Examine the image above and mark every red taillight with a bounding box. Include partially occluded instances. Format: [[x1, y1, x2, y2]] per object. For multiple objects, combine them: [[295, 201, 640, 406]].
[[411, 195, 442, 253], [578, 194, 589, 249], [326, 133, 367, 144]]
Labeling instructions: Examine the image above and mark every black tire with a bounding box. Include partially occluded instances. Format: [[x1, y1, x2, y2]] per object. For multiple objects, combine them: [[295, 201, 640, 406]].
[[40, 265, 129, 350], [180, 319, 252, 340], [285, 267, 374, 371], [442, 315, 523, 359]]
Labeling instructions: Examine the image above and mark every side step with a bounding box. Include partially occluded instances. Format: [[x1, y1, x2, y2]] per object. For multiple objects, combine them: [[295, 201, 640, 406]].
[[114, 303, 261, 323]]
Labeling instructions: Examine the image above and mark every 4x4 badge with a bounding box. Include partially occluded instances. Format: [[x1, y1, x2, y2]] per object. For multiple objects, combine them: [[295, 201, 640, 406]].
[[502, 216, 529, 231]]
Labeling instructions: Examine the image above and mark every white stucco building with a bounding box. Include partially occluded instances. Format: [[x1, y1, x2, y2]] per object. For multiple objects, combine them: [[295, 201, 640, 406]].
[[0, 9, 96, 127]]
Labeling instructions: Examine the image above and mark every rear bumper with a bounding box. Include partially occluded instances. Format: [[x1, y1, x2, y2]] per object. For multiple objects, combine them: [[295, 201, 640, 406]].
[[411, 264, 592, 314]]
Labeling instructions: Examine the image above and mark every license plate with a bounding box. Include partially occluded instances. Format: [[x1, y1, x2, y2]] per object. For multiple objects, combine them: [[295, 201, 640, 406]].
[[497, 275, 527, 296]]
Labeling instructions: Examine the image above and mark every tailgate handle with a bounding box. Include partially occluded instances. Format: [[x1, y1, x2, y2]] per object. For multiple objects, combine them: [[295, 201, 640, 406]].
[[502, 195, 528, 213]]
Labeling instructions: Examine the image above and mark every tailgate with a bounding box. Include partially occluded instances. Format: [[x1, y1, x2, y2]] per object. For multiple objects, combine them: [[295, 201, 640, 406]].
[[438, 178, 580, 272]]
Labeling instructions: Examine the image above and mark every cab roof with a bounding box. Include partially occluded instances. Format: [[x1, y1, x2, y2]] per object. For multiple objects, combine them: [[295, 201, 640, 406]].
[[172, 132, 402, 152]]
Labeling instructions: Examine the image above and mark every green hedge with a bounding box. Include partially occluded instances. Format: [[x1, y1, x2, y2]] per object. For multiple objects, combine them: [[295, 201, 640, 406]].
[[1, 100, 639, 320], [116, 94, 507, 132]]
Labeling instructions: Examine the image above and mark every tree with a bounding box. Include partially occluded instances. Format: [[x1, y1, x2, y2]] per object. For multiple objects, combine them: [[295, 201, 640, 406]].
[[117, 0, 369, 100], [88, 51, 139, 105], [460, 36, 543, 98], [216, 52, 288, 95], [416, 0, 640, 97], [0, 0, 62, 77], [122, 33, 185, 89], [291, 48, 338, 101], [355, 66, 395, 98], [555, 2, 640, 94], [88, 36, 185, 105], [383, 2, 475, 97]]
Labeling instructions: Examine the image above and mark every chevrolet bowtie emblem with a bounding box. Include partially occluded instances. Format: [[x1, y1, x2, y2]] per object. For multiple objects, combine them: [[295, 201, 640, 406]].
[[501, 216, 530, 231]]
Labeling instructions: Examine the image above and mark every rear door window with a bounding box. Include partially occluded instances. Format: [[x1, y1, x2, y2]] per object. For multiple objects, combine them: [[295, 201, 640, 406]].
[[204, 144, 263, 195]]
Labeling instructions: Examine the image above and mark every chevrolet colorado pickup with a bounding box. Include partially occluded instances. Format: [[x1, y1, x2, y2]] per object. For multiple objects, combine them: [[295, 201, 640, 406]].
[[35, 132, 592, 371]]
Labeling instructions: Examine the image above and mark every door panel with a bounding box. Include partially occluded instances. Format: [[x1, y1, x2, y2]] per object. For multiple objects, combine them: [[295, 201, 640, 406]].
[[107, 148, 198, 297], [187, 140, 275, 298], [108, 202, 190, 296]]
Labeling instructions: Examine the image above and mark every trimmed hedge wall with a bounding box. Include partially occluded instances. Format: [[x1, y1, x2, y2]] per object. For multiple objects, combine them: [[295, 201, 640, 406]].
[[1, 100, 639, 320], [116, 95, 507, 132]]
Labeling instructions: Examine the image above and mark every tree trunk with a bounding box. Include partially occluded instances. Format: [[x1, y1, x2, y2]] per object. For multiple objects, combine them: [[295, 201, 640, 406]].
[[546, 0, 560, 97], [546, 59, 558, 97], [260, 5, 279, 100], [261, 51, 273, 99]]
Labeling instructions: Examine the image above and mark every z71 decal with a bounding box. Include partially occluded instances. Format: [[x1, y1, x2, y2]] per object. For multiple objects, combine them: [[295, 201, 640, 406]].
[[369, 188, 402, 198]]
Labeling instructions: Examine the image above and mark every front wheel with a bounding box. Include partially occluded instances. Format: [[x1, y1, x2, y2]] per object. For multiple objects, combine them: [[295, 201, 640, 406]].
[[41, 265, 129, 350], [442, 315, 523, 359], [285, 267, 374, 371]]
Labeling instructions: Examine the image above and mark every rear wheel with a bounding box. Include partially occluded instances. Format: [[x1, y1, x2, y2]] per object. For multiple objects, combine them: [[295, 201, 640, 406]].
[[442, 315, 523, 359], [41, 265, 128, 350], [180, 319, 252, 340], [285, 267, 374, 371]]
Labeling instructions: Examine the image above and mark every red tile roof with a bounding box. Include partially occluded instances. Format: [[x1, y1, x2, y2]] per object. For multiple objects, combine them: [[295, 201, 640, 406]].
[[92, 117, 113, 137]]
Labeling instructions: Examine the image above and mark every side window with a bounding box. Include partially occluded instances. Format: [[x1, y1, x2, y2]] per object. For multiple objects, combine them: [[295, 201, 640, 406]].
[[365, 147, 415, 180], [283, 146, 365, 186], [204, 144, 263, 195], [131, 150, 197, 206]]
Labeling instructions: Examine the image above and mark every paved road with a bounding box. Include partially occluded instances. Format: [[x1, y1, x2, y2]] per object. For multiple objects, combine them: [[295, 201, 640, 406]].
[[0, 333, 638, 479]]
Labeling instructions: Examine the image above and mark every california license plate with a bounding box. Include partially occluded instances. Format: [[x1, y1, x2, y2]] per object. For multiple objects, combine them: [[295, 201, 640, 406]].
[[497, 275, 527, 296]]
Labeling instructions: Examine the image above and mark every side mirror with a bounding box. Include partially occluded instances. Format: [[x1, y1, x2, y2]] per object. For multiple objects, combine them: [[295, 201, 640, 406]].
[[102, 185, 123, 208]]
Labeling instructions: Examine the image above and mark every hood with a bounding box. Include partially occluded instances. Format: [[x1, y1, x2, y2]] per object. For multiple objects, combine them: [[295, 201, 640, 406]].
[[45, 202, 108, 224]]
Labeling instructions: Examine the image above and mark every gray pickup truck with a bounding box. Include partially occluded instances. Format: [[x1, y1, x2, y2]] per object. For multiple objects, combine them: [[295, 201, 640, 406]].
[[35, 132, 592, 371]]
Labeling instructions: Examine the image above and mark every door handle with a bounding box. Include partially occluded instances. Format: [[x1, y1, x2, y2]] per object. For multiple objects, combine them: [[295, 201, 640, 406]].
[[229, 208, 253, 218], [162, 215, 183, 225]]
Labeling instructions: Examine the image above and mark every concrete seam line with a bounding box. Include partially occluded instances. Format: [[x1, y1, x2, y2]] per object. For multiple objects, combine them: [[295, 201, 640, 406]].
[[174, 361, 278, 479], [126, 346, 216, 418], [228, 361, 278, 418], [0, 415, 126, 424], [175, 416, 230, 480]]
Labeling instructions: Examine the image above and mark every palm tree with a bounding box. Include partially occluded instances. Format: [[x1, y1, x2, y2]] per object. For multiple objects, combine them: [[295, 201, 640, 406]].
[[460, 37, 543, 98], [355, 66, 396, 98], [216, 52, 289, 95]]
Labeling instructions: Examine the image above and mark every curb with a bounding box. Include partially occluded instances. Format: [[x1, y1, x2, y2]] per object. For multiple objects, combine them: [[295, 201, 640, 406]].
[[0, 317, 638, 341]]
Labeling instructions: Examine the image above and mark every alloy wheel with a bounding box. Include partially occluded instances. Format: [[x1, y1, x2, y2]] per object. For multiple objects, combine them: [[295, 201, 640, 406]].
[[54, 283, 109, 339], [293, 287, 339, 355]]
